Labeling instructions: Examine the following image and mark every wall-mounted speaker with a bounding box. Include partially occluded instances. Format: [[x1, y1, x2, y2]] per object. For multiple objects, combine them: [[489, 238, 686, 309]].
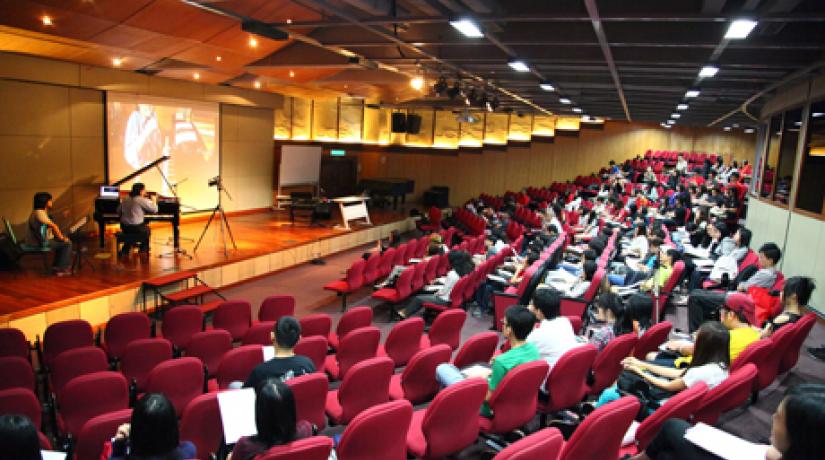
[[391, 112, 407, 133], [406, 114, 422, 134]]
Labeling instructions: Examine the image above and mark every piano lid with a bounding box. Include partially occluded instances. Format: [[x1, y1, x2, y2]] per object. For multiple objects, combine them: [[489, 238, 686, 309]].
[[110, 155, 171, 187]]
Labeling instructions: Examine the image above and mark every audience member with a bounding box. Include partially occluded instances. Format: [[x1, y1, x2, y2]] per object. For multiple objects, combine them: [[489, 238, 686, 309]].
[[244, 316, 314, 389], [0, 414, 41, 460], [587, 292, 624, 350], [762, 276, 815, 338], [109, 393, 195, 460], [400, 250, 473, 318], [526, 288, 582, 371]]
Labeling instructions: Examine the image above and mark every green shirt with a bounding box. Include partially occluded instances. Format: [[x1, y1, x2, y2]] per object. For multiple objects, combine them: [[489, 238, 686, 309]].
[[482, 342, 540, 417]]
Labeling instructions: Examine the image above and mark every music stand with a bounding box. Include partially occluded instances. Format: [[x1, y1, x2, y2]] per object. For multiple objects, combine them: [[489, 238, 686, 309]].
[[68, 216, 95, 272], [194, 177, 237, 257]]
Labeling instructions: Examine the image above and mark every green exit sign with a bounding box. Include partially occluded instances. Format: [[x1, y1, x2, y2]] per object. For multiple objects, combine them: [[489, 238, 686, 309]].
[[330, 149, 346, 156]]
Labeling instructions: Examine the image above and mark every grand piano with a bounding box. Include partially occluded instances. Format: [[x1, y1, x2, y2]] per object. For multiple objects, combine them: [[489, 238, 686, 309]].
[[356, 178, 414, 210], [93, 156, 181, 248]]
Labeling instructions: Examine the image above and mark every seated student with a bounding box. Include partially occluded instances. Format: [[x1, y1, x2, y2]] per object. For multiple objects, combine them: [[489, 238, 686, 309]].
[[559, 248, 598, 277], [228, 379, 313, 460], [244, 317, 315, 389], [687, 243, 782, 333], [0, 414, 41, 460], [624, 224, 650, 259], [28, 191, 72, 276], [545, 261, 597, 298], [526, 288, 583, 371], [109, 393, 196, 460], [399, 250, 474, 318], [435, 305, 540, 416], [625, 293, 654, 337], [762, 276, 815, 338], [587, 292, 624, 351], [613, 247, 680, 295], [426, 233, 447, 257], [608, 237, 663, 287], [650, 299, 759, 368], [476, 250, 540, 314], [630, 383, 825, 460]]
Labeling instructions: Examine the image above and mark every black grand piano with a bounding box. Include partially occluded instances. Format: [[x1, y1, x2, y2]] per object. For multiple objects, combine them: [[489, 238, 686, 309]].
[[356, 178, 414, 210], [93, 156, 181, 248]]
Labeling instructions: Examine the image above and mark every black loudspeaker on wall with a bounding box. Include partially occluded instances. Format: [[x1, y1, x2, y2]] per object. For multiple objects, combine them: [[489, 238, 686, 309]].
[[406, 114, 422, 134], [391, 112, 407, 133]]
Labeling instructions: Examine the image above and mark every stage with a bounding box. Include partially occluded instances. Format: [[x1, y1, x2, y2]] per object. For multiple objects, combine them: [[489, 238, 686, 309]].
[[0, 207, 414, 339]]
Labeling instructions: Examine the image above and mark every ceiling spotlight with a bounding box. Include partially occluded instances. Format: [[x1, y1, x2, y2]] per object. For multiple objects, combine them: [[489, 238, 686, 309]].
[[433, 76, 448, 95], [508, 60, 530, 72], [725, 19, 758, 39], [286, 18, 293, 24], [253, 80, 262, 89], [685, 89, 700, 98], [193, 72, 200, 80], [572, 107, 583, 113], [410, 76, 424, 91], [666, 120, 676, 125], [723, 126, 731, 131], [671, 113, 681, 119], [539, 82, 555, 92], [744, 128, 755, 133], [41, 15, 53, 26], [699, 65, 719, 78], [559, 98, 571, 105], [248, 36, 258, 48], [813, 112, 825, 118], [111, 57, 123, 67], [677, 103, 689, 110], [449, 18, 484, 38], [215, 55, 222, 62], [288, 69, 295, 78]]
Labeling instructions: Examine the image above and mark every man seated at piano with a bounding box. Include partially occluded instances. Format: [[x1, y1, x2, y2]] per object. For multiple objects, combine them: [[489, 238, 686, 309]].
[[28, 192, 73, 276], [117, 183, 157, 256]]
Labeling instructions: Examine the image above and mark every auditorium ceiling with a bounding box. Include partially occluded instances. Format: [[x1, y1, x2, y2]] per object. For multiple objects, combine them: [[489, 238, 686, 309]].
[[1, 0, 824, 129]]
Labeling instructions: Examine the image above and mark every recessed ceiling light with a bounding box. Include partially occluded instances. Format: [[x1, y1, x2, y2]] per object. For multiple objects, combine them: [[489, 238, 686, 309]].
[[573, 107, 583, 113], [41, 15, 53, 26], [671, 113, 681, 119], [725, 19, 758, 39], [539, 82, 555, 92], [508, 60, 530, 72], [286, 18, 293, 24], [410, 76, 424, 90], [813, 112, 825, 118], [699, 65, 719, 78], [193, 72, 200, 80], [666, 120, 676, 125], [449, 18, 484, 38], [732, 123, 740, 128], [677, 104, 689, 110], [111, 57, 123, 67], [215, 55, 222, 62], [685, 89, 700, 98], [559, 98, 571, 104], [248, 36, 258, 48], [744, 128, 755, 133], [723, 126, 731, 131], [253, 80, 261, 89], [288, 70, 295, 78]]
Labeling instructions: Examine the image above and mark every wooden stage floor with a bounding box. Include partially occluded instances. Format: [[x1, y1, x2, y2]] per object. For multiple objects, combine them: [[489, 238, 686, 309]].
[[0, 207, 409, 320]]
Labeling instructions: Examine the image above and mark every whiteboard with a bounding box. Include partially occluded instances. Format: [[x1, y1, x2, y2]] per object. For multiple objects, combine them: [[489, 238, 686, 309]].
[[279, 145, 322, 186]]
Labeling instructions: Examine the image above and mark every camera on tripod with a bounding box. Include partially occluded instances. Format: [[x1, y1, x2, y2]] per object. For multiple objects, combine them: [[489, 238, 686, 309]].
[[208, 176, 222, 188]]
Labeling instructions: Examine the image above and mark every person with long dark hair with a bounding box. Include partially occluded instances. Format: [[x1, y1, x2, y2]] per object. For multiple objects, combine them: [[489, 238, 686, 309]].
[[27, 191, 72, 275], [228, 379, 312, 460], [0, 414, 42, 460], [587, 292, 624, 350], [763, 276, 815, 338], [109, 393, 195, 460]]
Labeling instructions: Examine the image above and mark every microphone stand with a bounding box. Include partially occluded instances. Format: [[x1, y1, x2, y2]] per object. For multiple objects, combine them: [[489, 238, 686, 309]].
[[194, 178, 237, 257]]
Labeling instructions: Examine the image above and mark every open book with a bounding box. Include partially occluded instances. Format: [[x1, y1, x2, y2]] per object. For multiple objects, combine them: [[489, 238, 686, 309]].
[[684, 423, 769, 460]]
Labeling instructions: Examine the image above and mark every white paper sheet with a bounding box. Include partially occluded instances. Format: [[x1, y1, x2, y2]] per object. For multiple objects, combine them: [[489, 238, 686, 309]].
[[262, 345, 275, 362], [684, 423, 769, 460], [217, 388, 258, 444], [41, 451, 67, 460]]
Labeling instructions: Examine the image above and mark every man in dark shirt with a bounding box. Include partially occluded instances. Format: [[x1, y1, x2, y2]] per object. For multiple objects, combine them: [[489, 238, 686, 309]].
[[244, 316, 315, 389]]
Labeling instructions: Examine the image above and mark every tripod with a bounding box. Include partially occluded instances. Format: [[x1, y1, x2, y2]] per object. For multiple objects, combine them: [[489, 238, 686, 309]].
[[194, 179, 237, 257]]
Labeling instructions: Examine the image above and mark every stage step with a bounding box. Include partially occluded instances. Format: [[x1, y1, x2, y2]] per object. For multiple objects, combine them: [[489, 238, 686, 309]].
[[163, 284, 215, 303], [199, 299, 224, 314], [144, 270, 197, 288]]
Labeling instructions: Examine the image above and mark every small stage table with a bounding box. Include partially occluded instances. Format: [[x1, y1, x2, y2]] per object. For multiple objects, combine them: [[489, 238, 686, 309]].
[[333, 196, 371, 230]]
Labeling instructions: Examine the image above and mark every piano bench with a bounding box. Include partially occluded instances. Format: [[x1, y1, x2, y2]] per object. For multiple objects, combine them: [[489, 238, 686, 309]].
[[116, 232, 149, 255]]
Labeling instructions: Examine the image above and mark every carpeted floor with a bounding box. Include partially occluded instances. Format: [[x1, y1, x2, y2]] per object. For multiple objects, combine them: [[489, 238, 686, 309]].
[[216, 235, 825, 456]]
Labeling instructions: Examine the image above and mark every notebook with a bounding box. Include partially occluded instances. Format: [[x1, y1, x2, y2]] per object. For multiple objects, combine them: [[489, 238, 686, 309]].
[[217, 388, 257, 444], [684, 423, 769, 460]]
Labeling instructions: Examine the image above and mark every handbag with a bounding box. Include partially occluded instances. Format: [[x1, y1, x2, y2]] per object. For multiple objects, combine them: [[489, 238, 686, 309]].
[[616, 370, 674, 421]]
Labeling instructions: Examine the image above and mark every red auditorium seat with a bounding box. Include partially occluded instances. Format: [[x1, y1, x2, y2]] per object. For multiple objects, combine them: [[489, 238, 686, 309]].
[[633, 321, 672, 359], [731, 339, 771, 373], [50, 346, 109, 399], [378, 317, 424, 367], [145, 357, 205, 417], [324, 258, 366, 311], [558, 396, 640, 460], [693, 363, 758, 425], [286, 373, 329, 430], [377, 247, 397, 278], [754, 324, 796, 393], [452, 331, 499, 369], [420, 308, 466, 350], [372, 266, 415, 319], [329, 305, 373, 350], [418, 206, 443, 233], [0, 327, 30, 360], [185, 329, 232, 377], [436, 250, 450, 277], [405, 378, 488, 459], [179, 393, 223, 460], [325, 326, 380, 381], [299, 313, 332, 338], [257, 436, 334, 460], [242, 321, 276, 345], [161, 305, 204, 351], [410, 260, 428, 292], [73, 408, 131, 460], [423, 255, 440, 284], [362, 251, 381, 285], [403, 241, 417, 265], [779, 313, 816, 374], [651, 261, 685, 317], [215, 344, 262, 390], [0, 356, 34, 392], [422, 275, 468, 314], [623, 382, 708, 454], [0, 387, 42, 429], [212, 300, 253, 341], [335, 400, 413, 460], [494, 427, 564, 460], [325, 356, 393, 425], [294, 335, 328, 373], [413, 236, 429, 259], [560, 268, 604, 319], [389, 344, 452, 404], [103, 312, 151, 362], [258, 295, 296, 322], [538, 344, 598, 422], [56, 371, 129, 438], [121, 338, 173, 391], [42, 319, 94, 368], [590, 333, 638, 395], [479, 360, 549, 436]]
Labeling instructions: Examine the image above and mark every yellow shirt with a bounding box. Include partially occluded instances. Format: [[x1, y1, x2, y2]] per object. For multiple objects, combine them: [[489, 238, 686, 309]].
[[674, 326, 759, 368]]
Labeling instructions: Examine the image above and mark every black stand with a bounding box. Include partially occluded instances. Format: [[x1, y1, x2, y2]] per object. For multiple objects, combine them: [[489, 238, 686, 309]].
[[193, 181, 237, 257]]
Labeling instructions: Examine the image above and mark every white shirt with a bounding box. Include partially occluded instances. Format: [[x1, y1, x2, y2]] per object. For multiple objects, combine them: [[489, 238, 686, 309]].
[[627, 235, 649, 258], [682, 363, 728, 390], [435, 270, 460, 302], [527, 317, 582, 370]]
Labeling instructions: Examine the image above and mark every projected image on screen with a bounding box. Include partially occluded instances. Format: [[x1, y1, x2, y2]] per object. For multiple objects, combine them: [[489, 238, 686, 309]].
[[106, 93, 220, 212]]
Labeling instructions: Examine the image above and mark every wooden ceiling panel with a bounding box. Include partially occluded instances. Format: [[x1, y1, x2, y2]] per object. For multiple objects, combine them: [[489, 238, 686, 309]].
[[124, 0, 237, 42], [172, 44, 256, 71], [154, 68, 242, 85], [34, 0, 155, 23], [251, 67, 343, 84], [0, 1, 117, 41], [204, 26, 292, 59]]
